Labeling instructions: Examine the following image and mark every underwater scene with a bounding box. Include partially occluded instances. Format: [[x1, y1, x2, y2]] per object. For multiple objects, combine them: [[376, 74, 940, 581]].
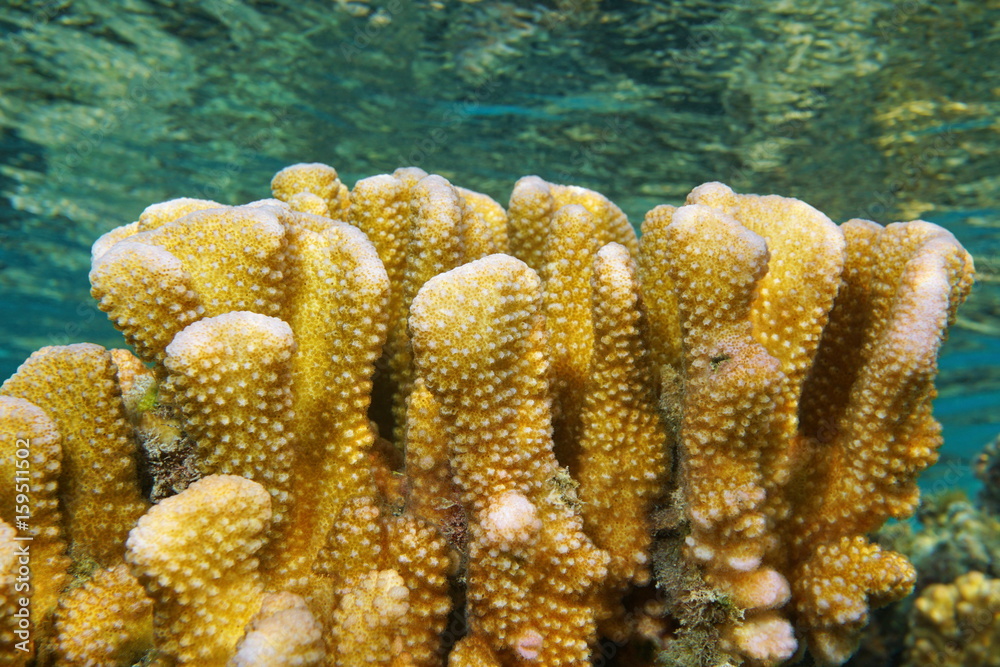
[[1, 0, 998, 665]]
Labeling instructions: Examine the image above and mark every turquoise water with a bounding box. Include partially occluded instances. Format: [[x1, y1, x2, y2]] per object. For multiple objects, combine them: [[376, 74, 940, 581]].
[[1, 2, 999, 663]]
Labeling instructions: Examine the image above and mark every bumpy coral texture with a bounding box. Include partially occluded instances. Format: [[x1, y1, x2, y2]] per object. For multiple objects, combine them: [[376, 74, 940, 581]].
[[345, 167, 508, 443], [0, 346, 155, 666], [1, 346, 149, 567], [271, 162, 351, 220], [0, 397, 69, 640], [904, 571, 1000, 667], [53, 564, 152, 666], [410, 255, 610, 666], [0, 163, 974, 667], [231, 592, 326, 667], [164, 312, 297, 529], [90, 198, 394, 604], [575, 243, 669, 631], [125, 474, 272, 666], [507, 175, 637, 274], [640, 183, 973, 666], [315, 495, 452, 667]]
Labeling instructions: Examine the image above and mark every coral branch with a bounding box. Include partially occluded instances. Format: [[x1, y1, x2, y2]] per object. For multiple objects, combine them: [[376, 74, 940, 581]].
[[125, 474, 272, 666], [411, 254, 609, 665], [53, 565, 152, 666], [1, 345, 148, 567]]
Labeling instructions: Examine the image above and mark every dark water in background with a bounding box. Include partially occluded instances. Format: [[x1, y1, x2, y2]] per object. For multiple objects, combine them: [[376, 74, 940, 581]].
[[1, 0, 998, 489]]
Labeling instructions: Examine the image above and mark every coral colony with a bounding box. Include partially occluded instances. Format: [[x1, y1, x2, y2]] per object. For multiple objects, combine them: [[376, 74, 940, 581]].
[[0, 163, 974, 666]]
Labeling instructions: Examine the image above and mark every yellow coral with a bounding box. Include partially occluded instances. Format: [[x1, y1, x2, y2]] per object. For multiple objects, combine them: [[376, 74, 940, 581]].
[[507, 175, 637, 275], [0, 163, 974, 667], [271, 162, 351, 220], [125, 474, 271, 667], [316, 495, 453, 666], [231, 592, 326, 667], [0, 396, 70, 632], [905, 571, 1000, 667], [685, 182, 846, 400], [457, 185, 510, 257], [645, 202, 797, 660], [794, 218, 975, 538], [330, 569, 413, 664], [109, 348, 158, 417], [637, 204, 683, 374], [269, 211, 390, 595], [90, 203, 287, 366], [639, 183, 974, 666], [348, 169, 507, 441], [402, 380, 462, 536], [794, 537, 915, 663], [53, 564, 152, 666], [91, 200, 393, 602], [448, 634, 503, 667], [576, 243, 669, 611], [536, 204, 599, 467], [136, 197, 223, 232], [164, 312, 297, 528], [1, 345, 148, 567], [410, 254, 610, 665], [789, 217, 974, 663]]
